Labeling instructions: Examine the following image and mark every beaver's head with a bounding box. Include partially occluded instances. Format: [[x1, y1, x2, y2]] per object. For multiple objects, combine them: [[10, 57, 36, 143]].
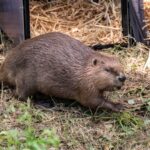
[[89, 52, 126, 91]]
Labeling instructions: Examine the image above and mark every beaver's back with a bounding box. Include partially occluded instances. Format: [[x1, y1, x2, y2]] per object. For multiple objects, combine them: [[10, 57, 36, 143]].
[[1, 32, 95, 98], [5, 32, 93, 70]]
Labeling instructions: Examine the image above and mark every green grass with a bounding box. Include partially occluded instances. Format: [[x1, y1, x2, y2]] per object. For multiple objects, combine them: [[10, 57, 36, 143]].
[[0, 101, 60, 150]]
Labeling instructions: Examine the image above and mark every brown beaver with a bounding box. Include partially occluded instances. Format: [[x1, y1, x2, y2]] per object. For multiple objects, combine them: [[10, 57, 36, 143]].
[[0, 32, 126, 112]]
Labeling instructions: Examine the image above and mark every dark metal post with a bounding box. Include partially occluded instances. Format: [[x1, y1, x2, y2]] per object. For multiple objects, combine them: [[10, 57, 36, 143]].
[[121, 0, 129, 36], [23, 0, 30, 40]]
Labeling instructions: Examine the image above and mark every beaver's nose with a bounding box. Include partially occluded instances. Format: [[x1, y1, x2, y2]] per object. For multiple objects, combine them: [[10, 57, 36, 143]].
[[118, 75, 126, 82]]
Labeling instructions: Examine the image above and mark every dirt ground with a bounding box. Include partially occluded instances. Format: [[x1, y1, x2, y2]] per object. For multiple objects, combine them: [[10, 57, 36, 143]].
[[0, 0, 150, 150]]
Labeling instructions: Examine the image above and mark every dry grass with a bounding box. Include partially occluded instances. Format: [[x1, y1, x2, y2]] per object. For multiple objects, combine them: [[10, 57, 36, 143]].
[[0, 0, 150, 149], [30, 0, 124, 45]]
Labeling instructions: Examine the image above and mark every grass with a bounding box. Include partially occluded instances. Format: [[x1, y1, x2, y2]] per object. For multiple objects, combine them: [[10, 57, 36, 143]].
[[0, 100, 60, 150], [0, 41, 149, 149]]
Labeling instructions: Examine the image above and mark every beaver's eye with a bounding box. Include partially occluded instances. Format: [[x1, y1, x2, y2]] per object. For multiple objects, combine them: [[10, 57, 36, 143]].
[[105, 68, 111, 72], [105, 67, 119, 75]]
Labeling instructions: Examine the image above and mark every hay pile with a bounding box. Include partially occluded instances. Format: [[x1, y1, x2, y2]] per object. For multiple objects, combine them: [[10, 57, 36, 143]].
[[30, 0, 122, 45]]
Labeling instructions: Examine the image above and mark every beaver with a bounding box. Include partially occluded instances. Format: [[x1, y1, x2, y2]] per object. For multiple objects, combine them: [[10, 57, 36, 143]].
[[0, 32, 126, 112]]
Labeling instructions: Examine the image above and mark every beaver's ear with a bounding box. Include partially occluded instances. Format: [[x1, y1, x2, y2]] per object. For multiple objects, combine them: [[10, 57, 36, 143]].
[[92, 58, 98, 66], [92, 58, 105, 66]]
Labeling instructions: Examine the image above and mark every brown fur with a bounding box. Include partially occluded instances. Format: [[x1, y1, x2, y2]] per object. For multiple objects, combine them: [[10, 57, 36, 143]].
[[0, 32, 126, 111]]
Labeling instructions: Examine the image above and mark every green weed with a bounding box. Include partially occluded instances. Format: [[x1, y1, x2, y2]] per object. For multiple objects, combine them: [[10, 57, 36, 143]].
[[115, 112, 144, 134], [0, 102, 60, 150]]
